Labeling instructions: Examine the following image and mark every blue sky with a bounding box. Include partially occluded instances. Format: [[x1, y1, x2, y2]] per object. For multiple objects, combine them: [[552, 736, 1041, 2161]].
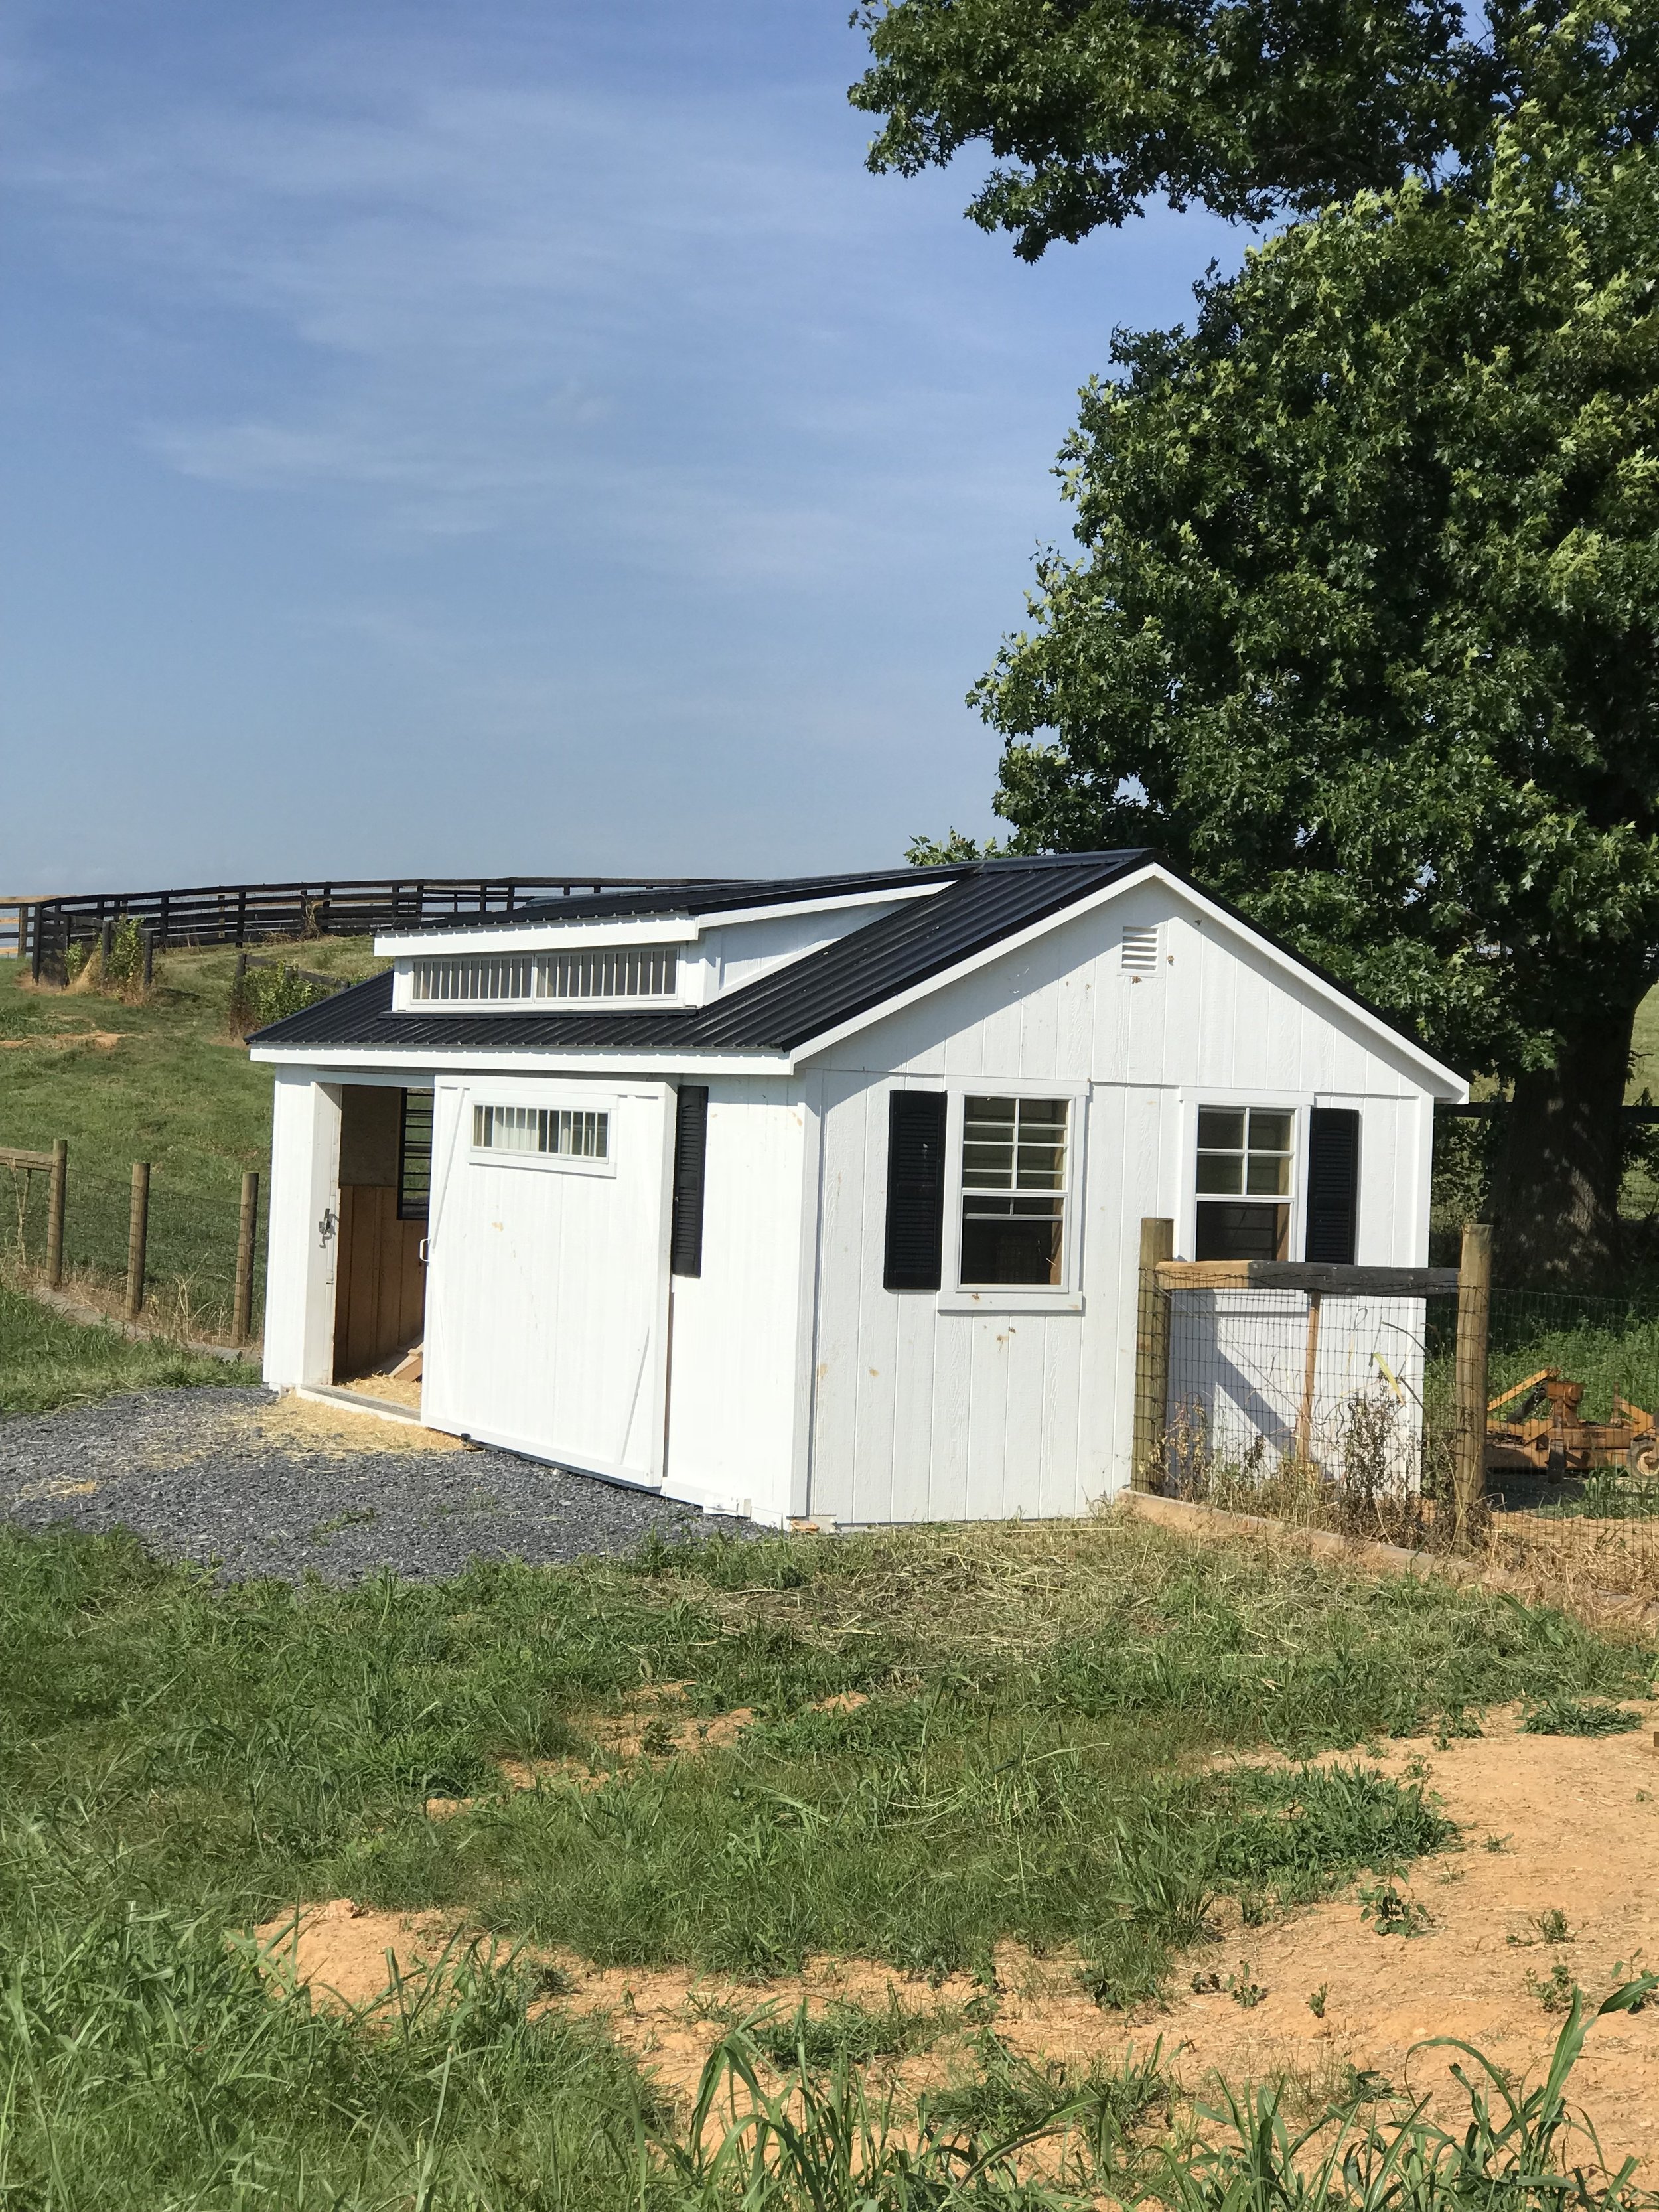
[[2, 0, 1238, 890]]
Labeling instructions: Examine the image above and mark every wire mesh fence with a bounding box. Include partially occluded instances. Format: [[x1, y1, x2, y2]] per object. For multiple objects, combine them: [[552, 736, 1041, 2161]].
[[1141, 1274, 1659, 1600], [1, 1149, 264, 1343], [1148, 1288, 1458, 1548]]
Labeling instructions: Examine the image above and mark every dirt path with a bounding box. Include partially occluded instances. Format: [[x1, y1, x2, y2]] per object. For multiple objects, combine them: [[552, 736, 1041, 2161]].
[[255, 1705, 1659, 2165]]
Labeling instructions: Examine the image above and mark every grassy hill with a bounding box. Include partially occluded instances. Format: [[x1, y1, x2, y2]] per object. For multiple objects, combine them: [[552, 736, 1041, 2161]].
[[0, 938, 384, 1342]]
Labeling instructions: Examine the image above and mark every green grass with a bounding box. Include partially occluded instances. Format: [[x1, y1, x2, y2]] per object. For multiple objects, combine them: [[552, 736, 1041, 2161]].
[[0, 938, 384, 1337], [0, 1513, 1652, 2204], [0, 1278, 257, 1414]]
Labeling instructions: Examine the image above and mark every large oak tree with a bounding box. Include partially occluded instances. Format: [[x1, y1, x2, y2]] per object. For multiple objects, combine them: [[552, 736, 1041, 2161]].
[[859, 3, 1659, 1282]]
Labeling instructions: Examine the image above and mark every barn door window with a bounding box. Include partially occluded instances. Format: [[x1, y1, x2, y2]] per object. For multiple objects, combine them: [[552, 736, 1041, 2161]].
[[470, 1101, 613, 1173], [958, 1096, 1069, 1286], [1304, 1108, 1360, 1264], [884, 1091, 947, 1290], [1194, 1107, 1293, 1260]]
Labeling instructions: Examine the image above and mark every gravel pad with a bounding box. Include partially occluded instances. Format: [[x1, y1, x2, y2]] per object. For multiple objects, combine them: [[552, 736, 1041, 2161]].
[[0, 1388, 750, 1584]]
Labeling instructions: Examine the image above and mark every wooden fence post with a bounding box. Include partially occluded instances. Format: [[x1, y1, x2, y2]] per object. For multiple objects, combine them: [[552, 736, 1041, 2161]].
[[1133, 1217, 1175, 1491], [141, 927, 155, 991], [233, 1170, 259, 1346], [125, 1163, 151, 1321], [46, 1138, 67, 1289], [1454, 1221, 1492, 1535]]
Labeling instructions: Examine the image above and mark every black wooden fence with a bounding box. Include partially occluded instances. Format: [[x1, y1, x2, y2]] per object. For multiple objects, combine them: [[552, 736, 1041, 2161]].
[[5, 875, 706, 978]]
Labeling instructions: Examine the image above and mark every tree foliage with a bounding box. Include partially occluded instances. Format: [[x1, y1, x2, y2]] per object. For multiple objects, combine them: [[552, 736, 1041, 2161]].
[[860, 1, 1659, 1274], [977, 28, 1659, 1086], [852, 0, 1504, 256]]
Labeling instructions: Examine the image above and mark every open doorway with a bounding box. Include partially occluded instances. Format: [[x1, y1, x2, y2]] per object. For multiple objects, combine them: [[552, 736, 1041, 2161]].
[[333, 1086, 431, 1384]]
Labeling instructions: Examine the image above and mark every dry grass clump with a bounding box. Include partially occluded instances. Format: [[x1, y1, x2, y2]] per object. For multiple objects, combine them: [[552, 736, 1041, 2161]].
[[1480, 1511, 1659, 1613]]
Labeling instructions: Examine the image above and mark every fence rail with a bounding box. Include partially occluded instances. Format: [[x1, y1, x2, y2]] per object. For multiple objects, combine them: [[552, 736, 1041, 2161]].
[[1135, 1217, 1491, 1529], [1131, 1214, 1659, 1603], [3, 873, 710, 976]]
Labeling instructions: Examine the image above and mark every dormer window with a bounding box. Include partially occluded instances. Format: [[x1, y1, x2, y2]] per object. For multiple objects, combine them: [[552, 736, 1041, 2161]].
[[409, 945, 678, 1005]]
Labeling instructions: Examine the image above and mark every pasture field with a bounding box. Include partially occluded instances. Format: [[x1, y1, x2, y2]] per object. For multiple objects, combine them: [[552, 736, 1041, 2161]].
[[0, 1508, 1652, 2207], [0, 1278, 255, 1414], [0, 938, 382, 1341]]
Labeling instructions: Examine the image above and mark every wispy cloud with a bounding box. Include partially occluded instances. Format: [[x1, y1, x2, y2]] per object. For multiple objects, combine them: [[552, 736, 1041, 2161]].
[[0, 3, 1237, 879], [13, 47, 1018, 550]]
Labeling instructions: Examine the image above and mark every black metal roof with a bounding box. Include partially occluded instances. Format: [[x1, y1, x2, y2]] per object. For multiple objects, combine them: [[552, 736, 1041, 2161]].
[[250, 851, 1153, 1057], [397, 862, 971, 934]]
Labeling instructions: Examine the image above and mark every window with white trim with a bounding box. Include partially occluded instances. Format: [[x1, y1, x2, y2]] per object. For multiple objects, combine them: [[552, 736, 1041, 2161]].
[[1194, 1107, 1293, 1260], [958, 1095, 1069, 1286], [472, 1103, 609, 1161], [412, 946, 678, 1003]]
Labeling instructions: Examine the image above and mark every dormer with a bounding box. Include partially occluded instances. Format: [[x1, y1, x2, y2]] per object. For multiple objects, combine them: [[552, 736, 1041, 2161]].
[[375, 875, 948, 1013], [382, 917, 697, 1013]]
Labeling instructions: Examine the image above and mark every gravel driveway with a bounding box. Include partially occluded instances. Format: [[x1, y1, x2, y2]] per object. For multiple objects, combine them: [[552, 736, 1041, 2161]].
[[0, 1386, 751, 1584]]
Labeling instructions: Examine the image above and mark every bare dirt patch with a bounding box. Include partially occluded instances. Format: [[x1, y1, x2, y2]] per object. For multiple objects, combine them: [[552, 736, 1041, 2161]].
[[424, 1684, 772, 1815], [1074, 1705, 1659, 2165], [0, 1027, 125, 1051], [264, 1709, 1659, 2164], [252, 1899, 975, 2108]]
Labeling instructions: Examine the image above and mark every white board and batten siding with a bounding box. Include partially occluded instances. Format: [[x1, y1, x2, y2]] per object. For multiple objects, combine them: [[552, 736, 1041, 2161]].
[[661, 1078, 812, 1524], [801, 878, 1447, 1527], [420, 1077, 674, 1482]]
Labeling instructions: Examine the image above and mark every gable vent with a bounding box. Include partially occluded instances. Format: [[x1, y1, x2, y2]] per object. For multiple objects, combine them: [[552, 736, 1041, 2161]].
[[1121, 924, 1161, 974]]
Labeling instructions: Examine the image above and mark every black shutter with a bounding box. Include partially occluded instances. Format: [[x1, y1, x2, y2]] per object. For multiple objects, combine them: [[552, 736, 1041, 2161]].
[[1304, 1108, 1360, 1264], [670, 1084, 709, 1278], [883, 1090, 947, 1291]]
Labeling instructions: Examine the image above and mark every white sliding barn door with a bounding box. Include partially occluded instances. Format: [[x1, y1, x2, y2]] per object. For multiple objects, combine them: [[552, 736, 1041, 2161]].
[[421, 1079, 673, 1484]]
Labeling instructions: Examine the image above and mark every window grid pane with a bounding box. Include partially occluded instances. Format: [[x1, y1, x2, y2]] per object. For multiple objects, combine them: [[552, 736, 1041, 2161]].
[[959, 1096, 1069, 1286], [1195, 1104, 1294, 1260]]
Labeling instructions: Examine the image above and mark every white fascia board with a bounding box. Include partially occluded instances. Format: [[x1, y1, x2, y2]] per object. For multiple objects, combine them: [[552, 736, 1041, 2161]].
[[789, 862, 1470, 1099], [250, 1043, 793, 1078], [375, 916, 697, 957]]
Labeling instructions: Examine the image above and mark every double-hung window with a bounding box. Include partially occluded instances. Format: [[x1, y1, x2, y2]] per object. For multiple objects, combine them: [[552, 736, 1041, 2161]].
[[1194, 1108, 1293, 1260], [959, 1095, 1070, 1286]]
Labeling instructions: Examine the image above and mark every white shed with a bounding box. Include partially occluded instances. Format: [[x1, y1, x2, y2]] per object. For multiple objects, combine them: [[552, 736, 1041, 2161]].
[[248, 853, 1467, 1525]]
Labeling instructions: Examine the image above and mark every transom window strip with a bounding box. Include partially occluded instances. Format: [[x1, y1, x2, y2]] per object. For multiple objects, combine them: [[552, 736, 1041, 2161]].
[[472, 1104, 609, 1161], [960, 1094, 1069, 1287], [411, 945, 678, 1003], [412, 953, 536, 1001], [536, 946, 678, 999]]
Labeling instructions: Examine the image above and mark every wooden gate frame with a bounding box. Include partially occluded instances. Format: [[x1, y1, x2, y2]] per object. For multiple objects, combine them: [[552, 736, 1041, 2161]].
[[1131, 1219, 1491, 1526]]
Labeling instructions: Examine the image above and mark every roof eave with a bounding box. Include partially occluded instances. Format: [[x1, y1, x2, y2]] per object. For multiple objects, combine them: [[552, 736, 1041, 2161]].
[[248, 1041, 794, 1077]]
